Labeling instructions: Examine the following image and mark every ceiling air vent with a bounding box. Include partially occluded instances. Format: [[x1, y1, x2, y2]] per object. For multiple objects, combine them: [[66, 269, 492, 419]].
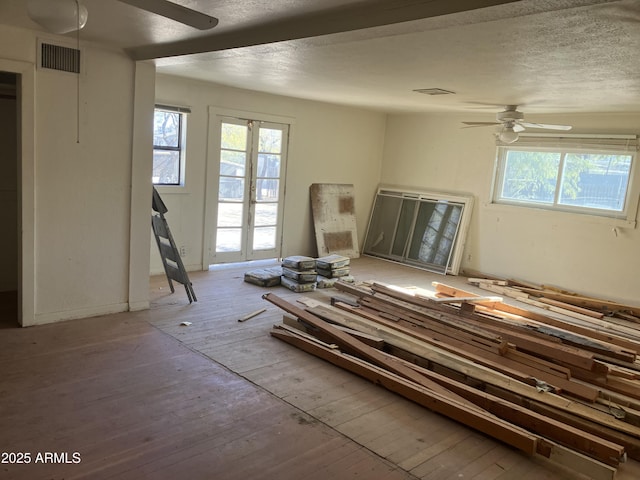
[[413, 88, 455, 96], [40, 42, 81, 74]]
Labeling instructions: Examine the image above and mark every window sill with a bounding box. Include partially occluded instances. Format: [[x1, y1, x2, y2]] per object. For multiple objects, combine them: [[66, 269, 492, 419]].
[[154, 185, 192, 195], [485, 200, 637, 229]]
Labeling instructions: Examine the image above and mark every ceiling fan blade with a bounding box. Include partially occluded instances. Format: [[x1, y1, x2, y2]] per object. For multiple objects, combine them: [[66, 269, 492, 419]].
[[117, 0, 219, 30], [519, 121, 572, 131], [513, 123, 526, 132], [461, 121, 500, 128]]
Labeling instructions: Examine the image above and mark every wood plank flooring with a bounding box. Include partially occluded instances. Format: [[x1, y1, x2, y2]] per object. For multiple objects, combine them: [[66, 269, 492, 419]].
[[0, 290, 411, 479], [147, 257, 640, 480], [1, 256, 639, 479]]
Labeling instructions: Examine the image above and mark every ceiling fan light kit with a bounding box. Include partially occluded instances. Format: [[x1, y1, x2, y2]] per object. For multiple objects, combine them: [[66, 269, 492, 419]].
[[498, 126, 519, 143], [27, 0, 88, 34]]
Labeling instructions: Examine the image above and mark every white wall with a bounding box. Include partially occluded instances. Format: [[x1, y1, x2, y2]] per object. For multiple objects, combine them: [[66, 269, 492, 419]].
[[152, 75, 387, 273], [0, 25, 151, 325], [382, 111, 640, 304]]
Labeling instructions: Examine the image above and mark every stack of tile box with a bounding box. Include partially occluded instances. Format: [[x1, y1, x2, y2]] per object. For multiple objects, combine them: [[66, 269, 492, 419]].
[[315, 254, 353, 288], [280, 256, 317, 292]]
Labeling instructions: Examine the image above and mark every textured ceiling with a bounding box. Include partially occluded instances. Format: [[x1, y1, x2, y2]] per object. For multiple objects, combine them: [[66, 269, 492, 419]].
[[1, 0, 639, 114]]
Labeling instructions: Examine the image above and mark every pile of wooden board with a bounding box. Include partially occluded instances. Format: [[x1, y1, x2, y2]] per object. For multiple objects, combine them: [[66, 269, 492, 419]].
[[263, 279, 640, 480], [467, 275, 640, 324]]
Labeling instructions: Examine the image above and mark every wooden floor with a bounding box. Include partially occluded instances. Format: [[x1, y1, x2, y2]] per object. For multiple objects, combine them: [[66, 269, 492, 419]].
[[1, 257, 639, 479]]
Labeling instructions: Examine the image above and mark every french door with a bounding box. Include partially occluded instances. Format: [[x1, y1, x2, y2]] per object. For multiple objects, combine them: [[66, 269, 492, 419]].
[[209, 116, 289, 264]]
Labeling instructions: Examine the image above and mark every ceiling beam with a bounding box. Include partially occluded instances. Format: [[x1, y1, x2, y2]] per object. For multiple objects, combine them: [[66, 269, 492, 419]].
[[127, 0, 521, 60]]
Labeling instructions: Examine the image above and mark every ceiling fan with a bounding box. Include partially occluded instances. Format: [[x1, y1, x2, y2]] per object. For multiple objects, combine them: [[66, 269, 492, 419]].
[[462, 105, 572, 143], [26, 0, 218, 35]]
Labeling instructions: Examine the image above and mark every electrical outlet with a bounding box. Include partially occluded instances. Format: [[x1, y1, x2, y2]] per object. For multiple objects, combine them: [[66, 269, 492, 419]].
[[179, 246, 187, 257]]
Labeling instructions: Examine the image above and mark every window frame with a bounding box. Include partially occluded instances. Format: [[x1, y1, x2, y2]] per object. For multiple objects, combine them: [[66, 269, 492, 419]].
[[491, 137, 639, 226], [152, 105, 189, 187]]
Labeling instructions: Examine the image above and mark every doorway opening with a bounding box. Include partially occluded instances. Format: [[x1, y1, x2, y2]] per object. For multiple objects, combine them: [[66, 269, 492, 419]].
[[0, 71, 19, 327]]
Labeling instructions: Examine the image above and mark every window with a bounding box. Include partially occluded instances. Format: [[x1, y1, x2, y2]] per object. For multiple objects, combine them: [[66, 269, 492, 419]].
[[152, 106, 188, 185], [493, 137, 637, 218], [363, 188, 473, 275]]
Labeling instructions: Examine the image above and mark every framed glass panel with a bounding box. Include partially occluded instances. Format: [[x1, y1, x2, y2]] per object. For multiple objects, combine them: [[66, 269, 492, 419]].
[[253, 227, 276, 250], [259, 128, 282, 153], [256, 178, 279, 201], [217, 203, 243, 227], [363, 188, 473, 275], [220, 150, 246, 176], [218, 177, 244, 201], [559, 153, 632, 211], [254, 203, 277, 226], [153, 111, 180, 147], [363, 194, 403, 256], [257, 154, 281, 178], [500, 150, 561, 204], [215, 228, 242, 252], [152, 150, 180, 185], [221, 123, 247, 150]]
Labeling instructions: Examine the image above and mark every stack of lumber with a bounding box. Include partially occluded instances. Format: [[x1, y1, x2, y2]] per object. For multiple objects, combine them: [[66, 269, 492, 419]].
[[466, 274, 640, 323], [280, 256, 317, 292], [263, 280, 640, 480]]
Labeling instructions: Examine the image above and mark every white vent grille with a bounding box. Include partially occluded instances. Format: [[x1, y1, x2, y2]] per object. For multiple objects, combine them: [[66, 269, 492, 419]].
[[41, 43, 81, 74]]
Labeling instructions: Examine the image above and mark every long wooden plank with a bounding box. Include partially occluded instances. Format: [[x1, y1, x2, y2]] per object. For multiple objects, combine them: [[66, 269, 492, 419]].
[[486, 384, 640, 461], [536, 296, 606, 319], [306, 302, 640, 440], [371, 283, 599, 370], [334, 302, 599, 402], [269, 326, 539, 455], [441, 281, 640, 350], [262, 293, 481, 410], [517, 286, 640, 318], [390, 354, 624, 466], [270, 326, 620, 476], [433, 282, 637, 363]]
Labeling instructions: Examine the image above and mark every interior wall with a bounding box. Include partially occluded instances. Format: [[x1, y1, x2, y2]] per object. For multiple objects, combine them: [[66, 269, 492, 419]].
[[382, 111, 640, 304], [0, 25, 143, 325], [152, 74, 386, 273], [0, 83, 17, 292]]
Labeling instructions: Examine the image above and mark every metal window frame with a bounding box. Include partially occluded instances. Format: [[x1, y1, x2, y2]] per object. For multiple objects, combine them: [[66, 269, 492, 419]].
[[153, 106, 187, 186], [493, 143, 638, 224]]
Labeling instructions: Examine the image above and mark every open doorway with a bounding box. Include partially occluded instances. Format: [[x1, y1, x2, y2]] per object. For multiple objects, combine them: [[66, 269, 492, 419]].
[[0, 71, 18, 327]]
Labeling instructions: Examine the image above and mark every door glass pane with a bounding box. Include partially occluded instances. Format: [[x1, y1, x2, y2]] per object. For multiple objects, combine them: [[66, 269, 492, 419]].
[[217, 203, 243, 227], [256, 179, 279, 201], [391, 199, 417, 257], [407, 202, 462, 270], [253, 227, 276, 250], [257, 154, 281, 178], [216, 228, 242, 252], [255, 203, 277, 226], [501, 151, 561, 204], [559, 153, 631, 211], [259, 128, 282, 153], [363, 195, 403, 255], [221, 123, 247, 150], [219, 177, 244, 201], [220, 150, 246, 176]]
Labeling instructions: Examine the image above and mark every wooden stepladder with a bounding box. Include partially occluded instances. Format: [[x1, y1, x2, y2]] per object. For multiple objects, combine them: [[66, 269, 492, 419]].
[[152, 187, 197, 303]]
